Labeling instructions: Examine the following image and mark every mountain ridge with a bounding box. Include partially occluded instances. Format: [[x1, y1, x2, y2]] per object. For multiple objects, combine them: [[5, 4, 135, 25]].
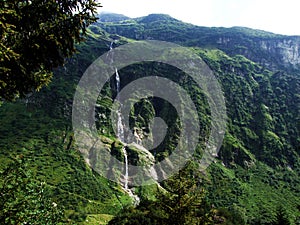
[[97, 13, 300, 71], [98, 12, 288, 37]]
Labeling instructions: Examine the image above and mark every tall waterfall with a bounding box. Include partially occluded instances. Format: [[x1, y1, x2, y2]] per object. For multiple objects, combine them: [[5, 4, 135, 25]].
[[121, 146, 129, 190], [115, 68, 125, 142], [111, 41, 140, 205], [115, 68, 129, 190]]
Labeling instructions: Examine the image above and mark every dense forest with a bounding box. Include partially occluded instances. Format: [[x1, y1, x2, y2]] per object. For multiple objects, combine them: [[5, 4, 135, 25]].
[[1, 11, 300, 224]]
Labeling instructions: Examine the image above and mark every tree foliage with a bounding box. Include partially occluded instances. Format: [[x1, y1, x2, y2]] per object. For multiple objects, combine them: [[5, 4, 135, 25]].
[[108, 163, 245, 225], [0, 155, 64, 224], [272, 206, 291, 225], [0, 0, 100, 100]]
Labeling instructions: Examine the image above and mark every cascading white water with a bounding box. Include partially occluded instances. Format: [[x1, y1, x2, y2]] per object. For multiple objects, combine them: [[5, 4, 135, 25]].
[[115, 68, 120, 91], [121, 147, 129, 190], [115, 68, 129, 190], [115, 68, 125, 142], [111, 41, 140, 205]]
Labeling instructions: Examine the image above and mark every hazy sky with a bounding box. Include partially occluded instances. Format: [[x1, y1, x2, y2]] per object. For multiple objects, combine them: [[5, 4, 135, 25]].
[[98, 0, 300, 35]]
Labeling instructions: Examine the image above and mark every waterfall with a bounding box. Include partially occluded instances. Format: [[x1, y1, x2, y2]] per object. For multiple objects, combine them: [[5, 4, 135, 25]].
[[115, 68, 120, 92], [121, 147, 129, 190], [111, 41, 140, 205], [115, 68, 125, 142], [115, 68, 129, 190], [115, 67, 128, 189]]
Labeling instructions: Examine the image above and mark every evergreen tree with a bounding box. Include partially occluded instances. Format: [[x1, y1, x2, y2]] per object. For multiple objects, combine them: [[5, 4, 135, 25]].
[[0, 0, 100, 100], [108, 162, 242, 225]]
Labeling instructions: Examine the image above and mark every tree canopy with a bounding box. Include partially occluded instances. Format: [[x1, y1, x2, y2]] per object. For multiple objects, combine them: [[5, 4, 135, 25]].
[[0, 0, 101, 100]]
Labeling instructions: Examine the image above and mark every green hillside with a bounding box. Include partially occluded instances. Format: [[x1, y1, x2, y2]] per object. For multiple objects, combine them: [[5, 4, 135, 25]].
[[1, 13, 300, 224]]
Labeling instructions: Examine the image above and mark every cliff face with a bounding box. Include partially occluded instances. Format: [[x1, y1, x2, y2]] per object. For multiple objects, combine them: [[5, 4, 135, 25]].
[[259, 38, 300, 67], [216, 35, 300, 70]]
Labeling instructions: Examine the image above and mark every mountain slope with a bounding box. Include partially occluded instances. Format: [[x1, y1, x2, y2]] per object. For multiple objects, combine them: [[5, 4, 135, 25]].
[[0, 13, 300, 224]]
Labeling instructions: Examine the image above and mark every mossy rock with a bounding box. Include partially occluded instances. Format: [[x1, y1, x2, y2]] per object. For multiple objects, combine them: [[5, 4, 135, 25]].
[[126, 143, 155, 167]]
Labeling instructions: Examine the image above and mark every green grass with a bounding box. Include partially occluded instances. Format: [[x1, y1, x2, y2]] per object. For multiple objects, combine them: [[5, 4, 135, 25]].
[[84, 214, 114, 225], [0, 102, 131, 223]]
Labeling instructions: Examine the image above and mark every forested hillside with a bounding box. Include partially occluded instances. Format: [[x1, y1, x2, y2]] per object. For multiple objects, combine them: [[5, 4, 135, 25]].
[[0, 13, 299, 224]]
